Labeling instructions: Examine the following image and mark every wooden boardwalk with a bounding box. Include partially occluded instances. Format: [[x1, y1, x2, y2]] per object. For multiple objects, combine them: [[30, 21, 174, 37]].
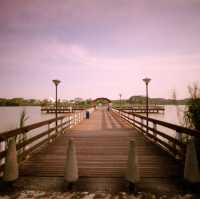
[[19, 108, 182, 191]]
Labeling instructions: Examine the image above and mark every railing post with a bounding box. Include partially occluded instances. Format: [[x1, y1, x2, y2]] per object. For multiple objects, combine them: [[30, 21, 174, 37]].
[[131, 114, 134, 126], [69, 116, 71, 128], [70, 116, 72, 128], [75, 113, 77, 125], [80, 112, 82, 121], [174, 130, 182, 159], [61, 118, 64, 134], [127, 112, 130, 122], [153, 122, 157, 142], [80, 111, 82, 121], [73, 114, 75, 126], [78, 112, 80, 123], [176, 130, 182, 142], [70, 115, 74, 128], [48, 122, 51, 143], [77, 112, 79, 123], [74, 114, 76, 126], [0, 140, 4, 166], [141, 118, 144, 130]]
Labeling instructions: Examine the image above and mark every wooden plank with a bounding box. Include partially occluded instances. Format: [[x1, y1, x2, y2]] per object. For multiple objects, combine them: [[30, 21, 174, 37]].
[[19, 108, 182, 182]]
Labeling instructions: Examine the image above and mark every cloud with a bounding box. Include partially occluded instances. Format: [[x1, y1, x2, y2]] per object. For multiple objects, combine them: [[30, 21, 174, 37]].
[[0, 0, 200, 99], [1, 37, 200, 75]]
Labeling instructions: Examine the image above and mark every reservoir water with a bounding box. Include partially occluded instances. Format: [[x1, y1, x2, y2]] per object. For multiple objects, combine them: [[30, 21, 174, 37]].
[[0, 106, 54, 133]]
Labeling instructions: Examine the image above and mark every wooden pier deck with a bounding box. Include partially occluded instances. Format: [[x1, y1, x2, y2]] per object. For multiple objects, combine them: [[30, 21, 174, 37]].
[[19, 108, 182, 192]]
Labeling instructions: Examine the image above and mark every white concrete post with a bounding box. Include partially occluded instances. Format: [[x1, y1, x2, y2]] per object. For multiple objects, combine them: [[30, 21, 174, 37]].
[[3, 138, 19, 182], [126, 140, 140, 183], [184, 138, 200, 183], [64, 138, 79, 182]]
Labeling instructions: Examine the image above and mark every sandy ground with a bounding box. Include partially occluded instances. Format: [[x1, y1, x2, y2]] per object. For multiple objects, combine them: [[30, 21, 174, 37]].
[[0, 190, 197, 199]]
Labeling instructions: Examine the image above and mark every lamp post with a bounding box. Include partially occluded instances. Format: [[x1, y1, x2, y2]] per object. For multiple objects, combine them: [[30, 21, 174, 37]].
[[142, 77, 151, 133], [52, 79, 61, 133]]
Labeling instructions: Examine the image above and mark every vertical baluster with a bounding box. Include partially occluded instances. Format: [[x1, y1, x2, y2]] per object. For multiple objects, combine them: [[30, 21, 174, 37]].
[[0, 140, 4, 166], [141, 118, 144, 131], [132, 114, 135, 126], [61, 118, 64, 134], [48, 122, 51, 143], [174, 130, 182, 159], [69, 116, 71, 128], [71, 115, 73, 127], [176, 130, 182, 142], [73, 114, 75, 126], [127, 112, 130, 123], [153, 122, 157, 142], [70, 115, 73, 128]]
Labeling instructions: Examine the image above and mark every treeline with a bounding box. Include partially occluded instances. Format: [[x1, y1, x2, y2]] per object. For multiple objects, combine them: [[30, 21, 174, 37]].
[[0, 98, 93, 107], [0, 98, 41, 106], [0, 96, 189, 107], [112, 95, 189, 107]]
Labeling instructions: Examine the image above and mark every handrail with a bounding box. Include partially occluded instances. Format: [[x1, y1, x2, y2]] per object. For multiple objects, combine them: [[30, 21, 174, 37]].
[[112, 108, 200, 160], [125, 110, 200, 137], [113, 106, 165, 113], [114, 105, 165, 109], [0, 116, 65, 141], [0, 110, 86, 175]]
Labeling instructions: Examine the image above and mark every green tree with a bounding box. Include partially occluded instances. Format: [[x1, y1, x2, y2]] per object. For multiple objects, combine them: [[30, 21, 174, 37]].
[[41, 99, 51, 107]]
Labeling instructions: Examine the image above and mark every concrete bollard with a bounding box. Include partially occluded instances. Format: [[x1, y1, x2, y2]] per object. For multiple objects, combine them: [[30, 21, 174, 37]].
[[64, 138, 78, 183], [3, 138, 19, 182], [184, 138, 200, 183], [126, 140, 140, 183]]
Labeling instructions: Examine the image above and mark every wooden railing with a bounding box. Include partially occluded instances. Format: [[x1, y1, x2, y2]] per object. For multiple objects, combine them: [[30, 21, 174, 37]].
[[112, 108, 200, 160], [41, 106, 91, 113], [113, 105, 165, 113], [0, 111, 86, 175]]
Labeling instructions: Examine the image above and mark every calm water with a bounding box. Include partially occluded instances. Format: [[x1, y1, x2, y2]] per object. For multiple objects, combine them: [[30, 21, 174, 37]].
[[0, 105, 186, 134], [143, 105, 186, 138], [0, 106, 54, 133], [149, 105, 185, 125]]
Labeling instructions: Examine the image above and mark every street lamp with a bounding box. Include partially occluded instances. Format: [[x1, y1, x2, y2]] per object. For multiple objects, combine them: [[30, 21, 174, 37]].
[[52, 79, 61, 133], [142, 77, 151, 133]]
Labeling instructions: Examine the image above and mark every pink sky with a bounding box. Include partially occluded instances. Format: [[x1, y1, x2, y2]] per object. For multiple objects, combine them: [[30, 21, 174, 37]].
[[0, 0, 200, 100]]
